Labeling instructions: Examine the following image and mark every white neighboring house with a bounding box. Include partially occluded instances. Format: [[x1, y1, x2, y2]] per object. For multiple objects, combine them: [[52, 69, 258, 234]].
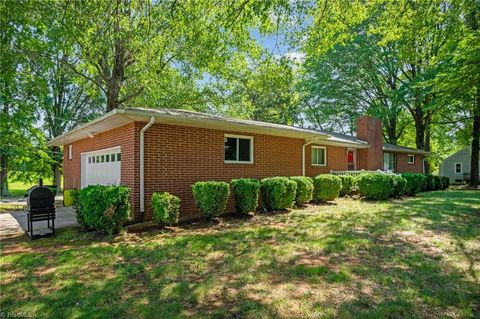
[[439, 147, 480, 184]]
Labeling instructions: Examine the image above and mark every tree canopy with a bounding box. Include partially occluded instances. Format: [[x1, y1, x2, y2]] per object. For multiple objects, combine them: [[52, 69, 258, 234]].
[[1, 0, 479, 193]]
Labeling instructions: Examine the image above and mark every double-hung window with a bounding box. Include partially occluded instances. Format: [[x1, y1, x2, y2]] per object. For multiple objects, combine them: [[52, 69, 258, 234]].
[[407, 154, 415, 164], [383, 152, 396, 171], [311, 146, 327, 166], [455, 163, 462, 173], [224, 134, 253, 163]]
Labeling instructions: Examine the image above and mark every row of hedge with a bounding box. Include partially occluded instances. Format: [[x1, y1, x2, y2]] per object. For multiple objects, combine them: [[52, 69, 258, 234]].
[[71, 173, 450, 236]]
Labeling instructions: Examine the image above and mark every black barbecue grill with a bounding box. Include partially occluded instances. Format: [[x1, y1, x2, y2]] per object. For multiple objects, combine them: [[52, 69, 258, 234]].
[[24, 179, 56, 239]]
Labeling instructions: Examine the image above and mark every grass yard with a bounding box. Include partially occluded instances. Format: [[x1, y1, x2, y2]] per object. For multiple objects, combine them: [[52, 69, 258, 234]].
[[1, 179, 56, 198], [1, 190, 479, 318]]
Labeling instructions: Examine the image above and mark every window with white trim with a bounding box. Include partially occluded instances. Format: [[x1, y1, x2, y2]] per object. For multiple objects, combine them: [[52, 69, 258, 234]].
[[311, 146, 327, 166], [383, 152, 396, 171], [455, 163, 462, 173], [224, 135, 253, 163], [407, 154, 415, 164]]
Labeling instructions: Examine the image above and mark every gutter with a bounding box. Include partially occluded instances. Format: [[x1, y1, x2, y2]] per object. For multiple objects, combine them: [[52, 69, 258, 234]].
[[302, 137, 321, 176], [139, 116, 155, 220]]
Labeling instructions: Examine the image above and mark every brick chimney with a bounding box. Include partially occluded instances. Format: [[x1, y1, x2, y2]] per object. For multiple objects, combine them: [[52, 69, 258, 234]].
[[356, 116, 383, 170]]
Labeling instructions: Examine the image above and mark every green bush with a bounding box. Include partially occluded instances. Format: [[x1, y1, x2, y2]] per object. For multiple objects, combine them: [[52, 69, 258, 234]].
[[442, 176, 450, 189], [391, 175, 407, 197], [261, 177, 297, 210], [192, 181, 230, 219], [290, 176, 314, 206], [433, 175, 442, 190], [231, 178, 261, 214], [313, 174, 342, 202], [76, 185, 130, 236], [402, 173, 425, 195], [419, 174, 428, 192], [338, 175, 354, 196], [63, 189, 77, 207], [355, 173, 393, 200], [424, 174, 435, 191], [151, 192, 180, 225]]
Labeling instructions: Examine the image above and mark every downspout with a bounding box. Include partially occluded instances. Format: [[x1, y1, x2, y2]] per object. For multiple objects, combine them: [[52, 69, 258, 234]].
[[140, 116, 155, 220], [302, 137, 320, 176]]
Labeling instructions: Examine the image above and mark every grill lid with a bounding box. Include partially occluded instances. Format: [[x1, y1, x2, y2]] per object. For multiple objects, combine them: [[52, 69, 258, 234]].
[[26, 179, 54, 209]]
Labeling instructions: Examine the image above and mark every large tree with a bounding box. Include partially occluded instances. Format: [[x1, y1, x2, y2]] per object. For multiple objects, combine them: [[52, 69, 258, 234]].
[[435, 0, 480, 186], [30, 0, 294, 113]]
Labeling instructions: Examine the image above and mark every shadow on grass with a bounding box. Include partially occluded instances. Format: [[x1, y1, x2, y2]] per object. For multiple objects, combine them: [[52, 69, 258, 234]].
[[1, 190, 479, 318]]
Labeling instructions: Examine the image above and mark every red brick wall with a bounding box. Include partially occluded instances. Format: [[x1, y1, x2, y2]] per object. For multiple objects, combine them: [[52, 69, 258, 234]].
[[356, 116, 383, 170], [63, 122, 141, 218], [305, 144, 349, 176], [141, 123, 361, 220], [395, 153, 424, 173], [64, 121, 363, 221]]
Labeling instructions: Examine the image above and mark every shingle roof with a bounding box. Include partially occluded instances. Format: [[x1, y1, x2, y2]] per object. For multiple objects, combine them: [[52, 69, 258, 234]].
[[383, 143, 430, 155], [130, 108, 369, 147]]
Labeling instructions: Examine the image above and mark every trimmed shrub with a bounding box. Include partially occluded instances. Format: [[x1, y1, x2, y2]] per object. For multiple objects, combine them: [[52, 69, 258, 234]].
[[290, 176, 314, 206], [433, 175, 442, 190], [76, 185, 130, 236], [419, 174, 428, 192], [63, 189, 77, 207], [442, 176, 450, 189], [355, 173, 393, 200], [338, 175, 354, 196], [391, 175, 407, 197], [261, 177, 297, 210], [231, 178, 261, 214], [424, 174, 435, 191], [151, 192, 180, 225], [313, 174, 342, 202], [192, 181, 230, 219], [402, 173, 425, 195]]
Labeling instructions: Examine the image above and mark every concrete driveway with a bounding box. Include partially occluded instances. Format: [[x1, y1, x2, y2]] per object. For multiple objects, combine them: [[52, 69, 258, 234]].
[[0, 206, 78, 239]]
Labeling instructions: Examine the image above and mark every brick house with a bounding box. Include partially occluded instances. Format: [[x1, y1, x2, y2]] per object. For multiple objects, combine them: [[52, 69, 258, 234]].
[[48, 108, 429, 221]]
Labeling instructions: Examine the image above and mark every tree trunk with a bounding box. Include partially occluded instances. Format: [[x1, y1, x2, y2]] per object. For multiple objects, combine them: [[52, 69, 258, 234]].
[[470, 90, 480, 187], [385, 117, 398, 144], [51, 146, 62, 194], [411, 99, 432, 174], [0, 154, 10, 197]]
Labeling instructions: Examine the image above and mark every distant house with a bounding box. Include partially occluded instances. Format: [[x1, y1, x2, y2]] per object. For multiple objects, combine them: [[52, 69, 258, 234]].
[[439, 148, 480, 184], [48, 108, 429, 221]]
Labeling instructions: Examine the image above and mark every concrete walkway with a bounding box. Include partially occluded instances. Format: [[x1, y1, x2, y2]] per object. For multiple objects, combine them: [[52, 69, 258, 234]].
[[0, 206, 78, 239]]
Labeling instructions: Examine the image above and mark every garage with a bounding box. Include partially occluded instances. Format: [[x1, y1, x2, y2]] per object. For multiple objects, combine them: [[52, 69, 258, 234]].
[[80, 146, 121, 188]]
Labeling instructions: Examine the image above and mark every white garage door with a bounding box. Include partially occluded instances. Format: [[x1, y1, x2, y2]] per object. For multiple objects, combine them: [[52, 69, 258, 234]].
[[81, 147, 121, 188]]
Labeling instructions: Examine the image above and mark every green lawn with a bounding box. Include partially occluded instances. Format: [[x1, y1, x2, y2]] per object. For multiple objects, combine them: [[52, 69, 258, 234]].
[[1, 190, 479, 318], [1, 179, 56, 198]]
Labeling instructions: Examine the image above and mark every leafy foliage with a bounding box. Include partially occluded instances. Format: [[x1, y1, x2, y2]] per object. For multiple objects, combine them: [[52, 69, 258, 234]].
[[192, 181, 230, 219], [338, 175, 355, 196], [290, 176, 314, 206], [261, 177, 297, 211], [401, 173, 426, 195], [231, 178, 261, 215], [76, 185, 130, 236], [313, 174, 342, 202], [151, 192, 181, 225], [391, 175, 407, 197], [355, 173, 393, 200]]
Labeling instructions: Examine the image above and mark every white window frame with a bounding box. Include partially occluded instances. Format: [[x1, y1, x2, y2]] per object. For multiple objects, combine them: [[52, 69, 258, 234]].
[[454, 162, 462, 174], [224, 134, 254, 164], [311, 146, 327, 167], [407, 154, 415, 165], [383, 152, 396, 171], [68, 145, 73, 160]]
